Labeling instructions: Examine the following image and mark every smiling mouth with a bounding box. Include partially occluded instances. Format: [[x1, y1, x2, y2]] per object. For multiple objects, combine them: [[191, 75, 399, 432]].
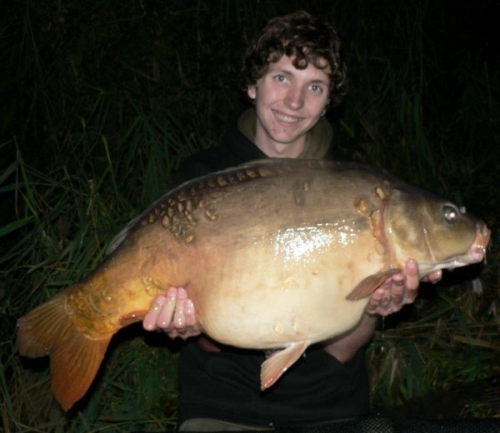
[[273, 110, 303, 124]]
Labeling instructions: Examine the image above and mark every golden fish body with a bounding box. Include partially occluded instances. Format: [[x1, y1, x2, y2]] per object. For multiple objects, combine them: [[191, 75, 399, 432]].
[[17, 159, 490, 410]]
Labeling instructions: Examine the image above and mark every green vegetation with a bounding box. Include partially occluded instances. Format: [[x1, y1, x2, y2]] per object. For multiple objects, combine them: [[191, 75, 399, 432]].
[[1, 1, 499, 431]]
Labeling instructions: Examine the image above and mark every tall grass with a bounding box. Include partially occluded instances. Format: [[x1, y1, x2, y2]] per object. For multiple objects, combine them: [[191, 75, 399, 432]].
[[1, 0, 499, 430], [1, 120, 186, 431]]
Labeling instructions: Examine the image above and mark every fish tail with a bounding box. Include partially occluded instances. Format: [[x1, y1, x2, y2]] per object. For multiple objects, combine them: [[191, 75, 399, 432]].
[[17, 292, 111, 410]]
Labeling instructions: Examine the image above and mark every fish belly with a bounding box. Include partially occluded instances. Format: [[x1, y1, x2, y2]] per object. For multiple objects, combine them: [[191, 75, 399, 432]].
[[182, 228, 381, 349]]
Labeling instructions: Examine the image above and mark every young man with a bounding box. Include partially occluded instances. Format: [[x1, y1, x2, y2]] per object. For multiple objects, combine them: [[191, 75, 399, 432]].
[[143, 11, 441, 431]]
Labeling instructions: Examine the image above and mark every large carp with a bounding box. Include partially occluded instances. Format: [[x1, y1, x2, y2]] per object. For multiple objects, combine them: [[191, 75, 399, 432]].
[[17, 159, 490, 410]]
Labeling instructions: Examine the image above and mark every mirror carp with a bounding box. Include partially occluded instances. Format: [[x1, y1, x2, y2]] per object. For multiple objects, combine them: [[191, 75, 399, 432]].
[[17, 159, 490, 410]]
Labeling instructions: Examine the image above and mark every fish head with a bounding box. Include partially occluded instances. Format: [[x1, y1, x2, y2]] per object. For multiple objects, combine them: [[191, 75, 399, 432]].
[[383, 185, 491, 277]]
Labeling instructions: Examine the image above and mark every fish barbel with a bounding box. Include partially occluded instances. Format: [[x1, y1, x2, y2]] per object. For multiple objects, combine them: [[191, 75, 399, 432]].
[[17, 159, 490, 410]]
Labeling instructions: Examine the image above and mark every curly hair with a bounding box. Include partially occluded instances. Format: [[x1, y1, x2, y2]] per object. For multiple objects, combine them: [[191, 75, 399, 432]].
[[242, 11, 348, 108]]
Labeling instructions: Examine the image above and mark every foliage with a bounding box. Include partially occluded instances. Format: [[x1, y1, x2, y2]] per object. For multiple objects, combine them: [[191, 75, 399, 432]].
[[1, 0, 499, 430]]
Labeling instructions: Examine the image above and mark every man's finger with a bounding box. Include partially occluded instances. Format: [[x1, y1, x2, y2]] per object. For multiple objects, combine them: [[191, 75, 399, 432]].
[[143, 295, 167, 330]]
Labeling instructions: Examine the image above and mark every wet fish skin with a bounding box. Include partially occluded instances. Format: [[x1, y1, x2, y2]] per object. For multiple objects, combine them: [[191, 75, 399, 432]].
[[16, 159, 490, 410]]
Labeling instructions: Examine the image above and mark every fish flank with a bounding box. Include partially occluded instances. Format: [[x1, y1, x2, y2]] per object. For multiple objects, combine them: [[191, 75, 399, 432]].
[[107, 160, 340, 254], [133, 166, 282, 241]]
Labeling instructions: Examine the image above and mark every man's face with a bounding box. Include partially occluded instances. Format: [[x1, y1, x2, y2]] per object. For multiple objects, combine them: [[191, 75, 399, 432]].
[[247, 55, 331, 157]]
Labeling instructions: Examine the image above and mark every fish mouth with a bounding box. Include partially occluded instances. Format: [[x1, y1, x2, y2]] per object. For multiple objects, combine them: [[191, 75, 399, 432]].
[[471, 223, 491, 263], [443, 223, 491, 270], [422, 222, 491, 274]]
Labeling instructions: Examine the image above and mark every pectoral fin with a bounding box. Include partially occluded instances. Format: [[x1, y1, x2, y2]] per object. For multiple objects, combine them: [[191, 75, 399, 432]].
[[260, 340, 309, 390], [346, 269, 402, 301]]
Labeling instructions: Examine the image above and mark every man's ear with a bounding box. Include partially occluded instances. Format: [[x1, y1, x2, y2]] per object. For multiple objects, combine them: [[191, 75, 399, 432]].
[[247, 85, 257, 100]]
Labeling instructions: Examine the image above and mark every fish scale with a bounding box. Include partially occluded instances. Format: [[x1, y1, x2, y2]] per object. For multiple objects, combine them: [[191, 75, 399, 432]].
[[17, 158, 490, 410]]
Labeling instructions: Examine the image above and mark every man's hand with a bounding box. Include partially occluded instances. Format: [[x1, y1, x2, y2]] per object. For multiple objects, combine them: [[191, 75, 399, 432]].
[[143, 287, 201, 339], [324, 259, 442, 361], [366, 259, 442, 316]]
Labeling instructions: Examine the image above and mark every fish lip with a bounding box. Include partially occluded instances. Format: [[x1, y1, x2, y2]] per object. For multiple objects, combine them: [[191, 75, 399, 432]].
[[454, 224, 491, 267], [423, 224, 491, 272], [461, 224, 490, 265], [475, 224, 491, 263]]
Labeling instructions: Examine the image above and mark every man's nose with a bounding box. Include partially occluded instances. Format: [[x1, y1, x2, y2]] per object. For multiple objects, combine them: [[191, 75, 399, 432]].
[[285, 85, 305, 110]]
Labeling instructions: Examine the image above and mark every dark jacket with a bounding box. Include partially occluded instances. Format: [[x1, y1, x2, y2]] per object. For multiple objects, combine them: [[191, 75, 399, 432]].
[[174, 117, 370, 428]]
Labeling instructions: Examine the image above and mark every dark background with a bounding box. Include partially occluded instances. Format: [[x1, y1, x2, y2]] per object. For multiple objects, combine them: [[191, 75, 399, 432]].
[[1, 1, 499, 431]]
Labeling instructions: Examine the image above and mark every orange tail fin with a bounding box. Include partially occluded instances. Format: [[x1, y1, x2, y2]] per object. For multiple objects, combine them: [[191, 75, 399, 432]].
[[17, 293, 111, 410]]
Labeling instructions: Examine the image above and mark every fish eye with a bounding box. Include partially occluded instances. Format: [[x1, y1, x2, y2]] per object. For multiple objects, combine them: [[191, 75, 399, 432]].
[[443, 204, 460, 222]]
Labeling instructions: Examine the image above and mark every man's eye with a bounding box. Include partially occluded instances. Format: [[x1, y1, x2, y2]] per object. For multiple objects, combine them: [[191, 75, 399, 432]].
[[275, 75, 287, 83], [310, 84, 323, 93]]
